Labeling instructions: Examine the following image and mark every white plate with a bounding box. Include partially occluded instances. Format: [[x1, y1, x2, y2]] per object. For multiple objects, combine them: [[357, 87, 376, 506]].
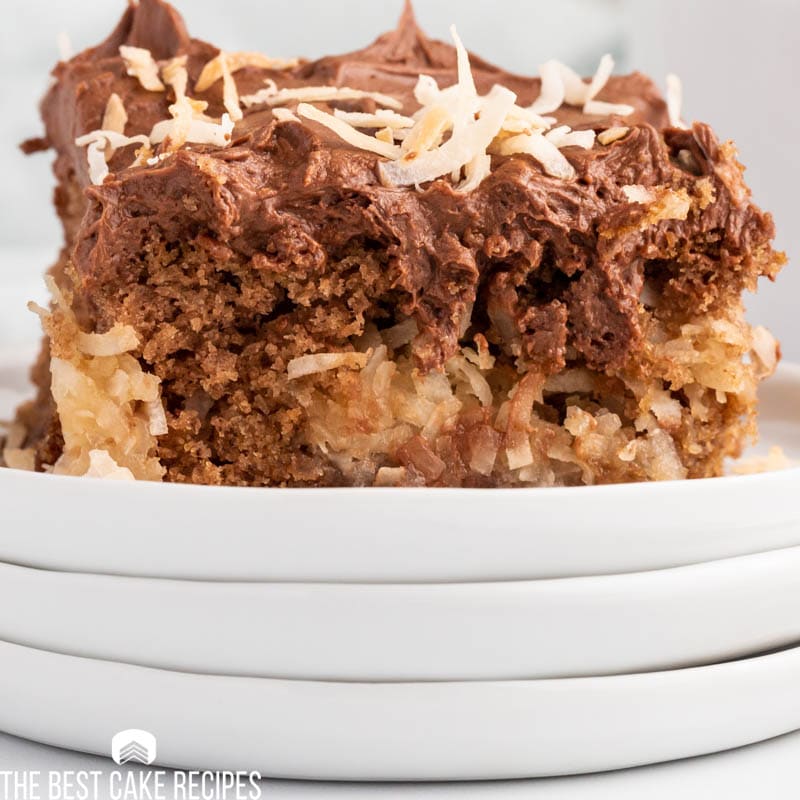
[[0, 638, 799, 780], [1, 361, 799, 583], [2, 546, 800, 681]]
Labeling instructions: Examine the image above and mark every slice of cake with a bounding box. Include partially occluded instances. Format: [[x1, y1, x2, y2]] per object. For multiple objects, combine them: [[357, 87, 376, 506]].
[[4, 0, 786, 486]]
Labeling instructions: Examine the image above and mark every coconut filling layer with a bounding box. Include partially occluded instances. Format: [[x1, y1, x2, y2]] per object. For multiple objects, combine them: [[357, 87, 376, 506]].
[[286, 307, 777, 487], [11, 278, 168, 480]]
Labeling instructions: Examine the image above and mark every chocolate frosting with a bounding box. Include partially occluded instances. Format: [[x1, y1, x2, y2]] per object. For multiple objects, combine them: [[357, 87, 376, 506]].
[[33, 0, 781, 373]]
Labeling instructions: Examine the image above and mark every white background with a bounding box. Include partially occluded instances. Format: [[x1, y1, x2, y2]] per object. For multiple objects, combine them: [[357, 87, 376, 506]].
[[0, 0, 798, 794]]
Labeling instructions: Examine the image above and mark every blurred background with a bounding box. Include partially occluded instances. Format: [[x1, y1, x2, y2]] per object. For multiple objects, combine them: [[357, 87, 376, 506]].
[[0, 0, 797, 358]]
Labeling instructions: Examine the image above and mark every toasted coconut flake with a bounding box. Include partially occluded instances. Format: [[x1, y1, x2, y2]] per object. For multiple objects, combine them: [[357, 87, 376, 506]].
[[162, 56, 189, 98], [545, 126, 596, 149], [297, 103, 400, 159], [533, 55, 633, 117], [648, 391, 683, 430], [150, 113, 235, 149], [145, 399, 169, 436], [333, 109, 415, 129], [732, 446, 796, 475], [447, 355, 492, 406], [586, 54, 614, 103], [287, 352, 370, 380], [149, 56, 236, 151], [144, 152, 171, 166], [400, 105, 451, 158], [649, 188, 692, 222], [2, 421, 36, 472], [35, 277, 165, 481], [195, 51, 298, 93], [497, 132, 575, 180], [57, 31, 73, 61], [84, 450, 136, 480], [598, 126, 630, 145], [219, 53, 244, 122], [414, 74, 444, 106], [75, 130, 151, 150], [242, 83, 403, 111], [381, 84, 516, 187], [622, 184, 656, 204], [750, 325, 779, 379], [75, 129, 150, 185], [272, 107, 299, 122], [374, 466, 407, 486], [77, 323, 140, 357], [501, 105, 554, 134], [556, 61, 592, 106], [159, 56, 193, 150], [459, 153, 492, 193], [583, 99, 635, 117], [666, 73, 687, 129], [3, 448, 36, 472], [119, 45, 165, 92], [469, 426, 500, 476], [85, 142, 109, 185], [102, 93, 128, 136], [506, 436, 535, 470], [530, 60, 565, 114], [282, 27, 594, 188]]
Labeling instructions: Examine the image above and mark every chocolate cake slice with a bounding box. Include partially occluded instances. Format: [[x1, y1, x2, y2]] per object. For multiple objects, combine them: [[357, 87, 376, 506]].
[[5, 0, 786, 486]]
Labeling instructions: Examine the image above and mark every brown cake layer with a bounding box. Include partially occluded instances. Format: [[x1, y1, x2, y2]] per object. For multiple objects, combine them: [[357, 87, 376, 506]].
[[10, 0, 786, 486]]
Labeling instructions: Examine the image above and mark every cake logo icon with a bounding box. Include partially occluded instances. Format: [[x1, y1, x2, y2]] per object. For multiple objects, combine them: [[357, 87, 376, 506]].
[[112, 729, 157, 766]]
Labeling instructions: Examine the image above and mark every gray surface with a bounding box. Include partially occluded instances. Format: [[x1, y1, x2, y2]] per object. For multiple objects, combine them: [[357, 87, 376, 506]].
[[1, 730, 800, 799]]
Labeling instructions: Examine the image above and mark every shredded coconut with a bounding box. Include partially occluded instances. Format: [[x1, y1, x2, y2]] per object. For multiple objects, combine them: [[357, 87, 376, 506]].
[[102, 93, 128, 134], [732, 446, 796, 475], [545, 126, 596, 149], [379, 26, 518, 189], [219, 53, 244, 122], [2, 422, 36, 472], [195, 51, 298, 93], [294, 28, 624, 189], [288, 352, 370, 380], [150, 114, 234, 148], [750, 325, 779, 379], [297, 103, 401, 159], [56, 31, 73, 61], [333, 109, 415, 130], [272, 107, 299, 122], [530, 54, 634, 118], [30, 277, 166, 480], [530, 60, 566, 114], [400, 105, 451, 158], [597, 126, 630, 145], [241, 83, 403, 111], [119, 45, 165, 92], [84, 450, 136, 480], [584, 99, 635, 116], [622, 184, 656, 204], [497, 132, 576, 180], [666, 73, 687, 129], [75, 129, 150, 185]]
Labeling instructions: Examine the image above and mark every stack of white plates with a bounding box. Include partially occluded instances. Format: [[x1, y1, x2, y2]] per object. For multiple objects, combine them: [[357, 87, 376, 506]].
[[1, 354, 799, 780]]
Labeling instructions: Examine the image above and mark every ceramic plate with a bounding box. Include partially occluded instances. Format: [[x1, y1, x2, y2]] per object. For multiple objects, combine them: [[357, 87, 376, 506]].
[[1, 545, 800, 681], [0, 638, 799, 780], [1, 356, 799, 582]]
